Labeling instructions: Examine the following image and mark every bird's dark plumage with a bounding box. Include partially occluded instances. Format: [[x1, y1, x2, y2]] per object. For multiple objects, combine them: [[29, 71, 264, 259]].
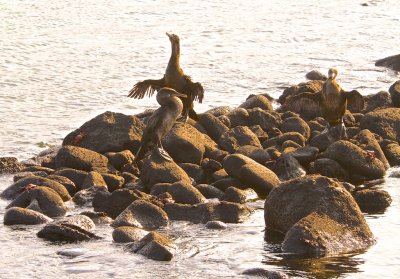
[[133, 87, 186, 164], [128, 33, 204, 121]]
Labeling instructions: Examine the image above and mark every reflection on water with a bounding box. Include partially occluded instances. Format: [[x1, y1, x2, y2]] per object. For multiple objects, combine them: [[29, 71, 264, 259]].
[[1, 0, 400, 278]]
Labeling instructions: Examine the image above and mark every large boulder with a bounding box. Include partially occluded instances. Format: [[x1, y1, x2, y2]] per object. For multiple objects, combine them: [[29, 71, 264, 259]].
[[375, 53, 400, 71], [140, 150, 192, 189], [55, 145, 109, 172], [62, 111, 144, 154], [381, 141, 400, 166], [363, 91, 392, 113], [238, 95, 273, 111], [264, 175, 375, 256], [218, 126, 262, 153], [222, 154, 280, 196], [198, 113, 229, 141], [128, 231, 176, 261], [321, 140, 386, 180], [309, 158, 349, 181], [280, 117, 311, 140], [4, 207, 53, 225], [53, 168, 88, 190], [360, 108, 400, 142], [248, 108, 281, 131], [168, 182, 206, 205]]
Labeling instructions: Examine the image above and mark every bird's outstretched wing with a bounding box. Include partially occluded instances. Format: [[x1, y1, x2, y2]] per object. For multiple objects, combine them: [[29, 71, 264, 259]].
[[183, 75, 204, 103], [128, 78, 165, 99], [282, 91, 322, 120], [343, 90, 364, 112]]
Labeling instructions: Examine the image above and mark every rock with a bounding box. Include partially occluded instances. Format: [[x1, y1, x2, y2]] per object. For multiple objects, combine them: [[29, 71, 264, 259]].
[[112, 199, 169, 230], [128, 231, 176, 261], [105, 150, 135, 170], [80, 211, 113, 224], [309, 131, 336, 152], [178, 163, 205, 184], [264, 175, 375, 256], [360, 108, 400, 142], [0, 157, 24, 174], [53, 168, 88, 191], [21, 166, 54, 174], [375, 53, 400, 71], [149, 183, 170, 196], [93, 188, 156, 219], [218, 126, 262, 153], [242, 268, 290, 279], [272, 154, 306, 181], [309, 158, 349, 181], [382, 141, 400, 166], [221, 187, 258, 204], [163, 123, 216, 164], [112, 226, 148, 243], [227, 108, 249, 127], [204, 148, 229, 163], [248, 125, 269, 142], [140, 150, 192, 189], [281, 140, 301, 151], [205, 106, 232, 117], [280, 117, 311, 140], [262, 132, 306, 149], [168, 182, 206, 205], [239, 95, 273, 110], [205, 220, 227, 230], [236, 145, 271, 164], [1, 175, 71, 201], [6, 186, 67, 217], [101, 173, 124, 192], [353, 129, 390, 169], [62, 111, 144, 154], [285, 146, 319, 165], [305, 69, 327, 81], [211, 168, 229, 182], [223, 154, 280, 196], [321, 140, 386, 180], [81, 171, 108, 190], [354, 189, 392, 213], [195, 184, 224, 199], [389, 80, 400, 107], [4, 207, 53, 225], [363, 91, 392, 113], [248, 108, 281, 131], [198, 113, 229, 141], [211, 177, 246, 192], [55, 145, 109, 172], [13, 172, 41, 182], [73, 187, 105, 206], [37, 215, 97, 242], [46, 175, 77, 196]]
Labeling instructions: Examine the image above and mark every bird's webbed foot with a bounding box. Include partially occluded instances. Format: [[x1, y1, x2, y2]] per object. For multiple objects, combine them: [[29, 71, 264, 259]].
[[155, 147, 173, 162]]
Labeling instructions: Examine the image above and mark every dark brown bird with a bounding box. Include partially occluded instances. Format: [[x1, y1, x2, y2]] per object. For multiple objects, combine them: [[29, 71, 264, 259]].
[[287, 68, 364, 139], [133, 87, 186, 164], [128, 33, 204, 122]]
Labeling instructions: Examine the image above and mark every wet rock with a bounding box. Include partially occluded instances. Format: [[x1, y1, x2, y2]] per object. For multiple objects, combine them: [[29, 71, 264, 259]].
[[168, 182, 206, 205], [112, 226, 148, 243], [105, 150, 135, 170], [227, 108, 249, 127], [248, 108, 281, 131], [164, 201, 252, 223], [211, 177, 246, 192], [53, 168, 88, 191], [55, 145, 109, 172], [223, 154, 280, 196], [205, 106, 232, 117], [178, 163, 205, 184], [221, 187, 258, 204], [81, 171, 108, 190], [195, 184, 224, 199], [1, 175, 71, 202], [239, 94, 273, 111], [205, 220, 227, 230], [112, 199, 169, 230], [140, 149, 192, 189], [62, 111, 144, 154], [37, 215, 97, 242], [305, 69, 327, 81], [218, 126, 262, 153], [93, 188, 157, 218], [309, 131, 335, 152], [21, 166, 54, 174], [375, 53, 400, 71], [272, 154, 306, 181], [321, 140, 386, 179], [236, 145, 271, 164], [309, 158, 349, 181], [101, 173, 124, 192], [128, 231, 176, 261], [354, 189, 392, 213], [198, 113, 229, 141], [360, 107, 400, 142], [265, 175, 375, 256], [46, 175, 77, 196], [280, 117, 311, 140], [73, 187, 106, 206], [80, 211, 113, 224], [381, 141, 400, 166], [353, 129, 390, 169], [285, 146, 319, 165], [262, 132, 306, 149], [163, 123, 216, 164], [0, 157, 24, 174], [211, 168, 229, 182], [363, 91, 392, 113], [389, 80, 400, 107], [242, 268, 290, 279], [4, 207, 53, 225]]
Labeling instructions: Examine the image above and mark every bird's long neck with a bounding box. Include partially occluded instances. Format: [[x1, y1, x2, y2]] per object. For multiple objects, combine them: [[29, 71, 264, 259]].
[[167, 40, 180, 71]]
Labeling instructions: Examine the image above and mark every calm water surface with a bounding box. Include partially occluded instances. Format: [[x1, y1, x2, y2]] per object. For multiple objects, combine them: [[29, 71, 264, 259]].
[[1, 0, 399, 278]]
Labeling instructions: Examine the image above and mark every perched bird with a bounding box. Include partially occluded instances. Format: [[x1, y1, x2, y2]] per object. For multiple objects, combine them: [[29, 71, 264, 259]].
[[287, 68, 364, 139], [133, 87, 186, 164], [128, 33, 204, 122]]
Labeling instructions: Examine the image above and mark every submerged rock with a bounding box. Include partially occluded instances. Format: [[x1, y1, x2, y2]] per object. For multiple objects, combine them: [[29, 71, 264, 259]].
[[128, 231, 176, 261]]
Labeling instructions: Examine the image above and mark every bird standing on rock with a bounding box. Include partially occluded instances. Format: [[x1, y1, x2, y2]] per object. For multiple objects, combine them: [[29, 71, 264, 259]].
[[287, 68, 364, 139], [133, 87, 186, 164], [128, 33, 204, 122]]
